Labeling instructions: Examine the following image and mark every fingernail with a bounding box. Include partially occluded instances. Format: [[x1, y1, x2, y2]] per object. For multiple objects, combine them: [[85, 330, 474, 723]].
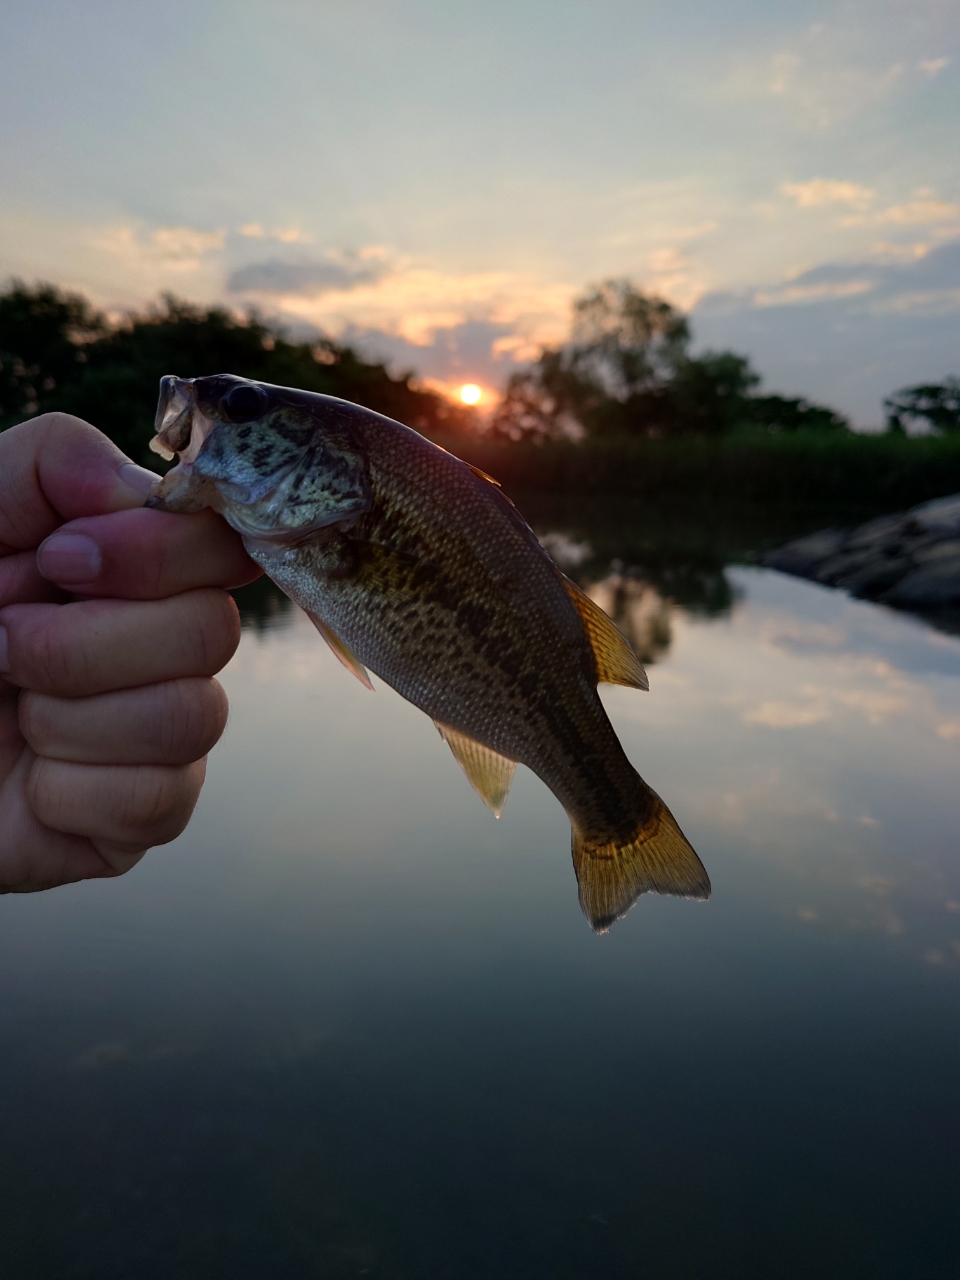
[[118, 463, 162, 498], [37, 533, 102, 584], [0, 627, 8, 674]]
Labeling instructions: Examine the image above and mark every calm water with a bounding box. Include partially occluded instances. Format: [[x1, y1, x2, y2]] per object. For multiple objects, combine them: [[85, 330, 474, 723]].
[[1, 502, 959, 1278]]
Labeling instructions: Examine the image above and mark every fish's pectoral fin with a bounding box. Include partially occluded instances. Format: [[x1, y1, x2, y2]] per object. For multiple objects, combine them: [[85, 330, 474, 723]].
[[561, 575, 648, 690], [306, 611, 374, 691], [434, 721, 517, 817], [572, 791, 710, 933]]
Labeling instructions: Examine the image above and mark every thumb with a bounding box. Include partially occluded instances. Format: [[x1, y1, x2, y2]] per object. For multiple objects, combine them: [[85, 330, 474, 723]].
[[0, 413, 160, 553]]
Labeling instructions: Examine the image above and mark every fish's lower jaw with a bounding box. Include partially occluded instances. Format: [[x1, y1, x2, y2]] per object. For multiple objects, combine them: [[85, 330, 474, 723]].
[[571, 799, 710, 933], [145, 465, 219, 515]]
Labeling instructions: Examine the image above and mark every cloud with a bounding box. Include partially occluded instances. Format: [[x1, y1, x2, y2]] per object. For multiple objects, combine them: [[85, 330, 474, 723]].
[[918, 57, 950, 77], [705, 237, 960, 316], [780, 181, 960, 233], [721, 25, 907, 128], [263, 262, 572, 356], [227, 255, 386, 295], [782, 179, 875, 209], [753, 279, 874, 307], [744, 699, 831, 728], [743, 674, 910, 730], [338, 317, 527, 393], [868, 191, 960, 227], [693, 238, 960, 424], [95, 224, 225, 272], [239, 223, 312, 244]]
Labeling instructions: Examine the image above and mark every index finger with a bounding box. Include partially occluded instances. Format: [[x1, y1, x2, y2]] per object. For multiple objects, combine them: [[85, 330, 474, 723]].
[[36, 508, 261, 599]]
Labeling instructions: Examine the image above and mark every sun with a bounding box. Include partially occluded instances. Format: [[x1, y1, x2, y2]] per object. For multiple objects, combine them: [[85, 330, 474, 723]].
[[458, 383, 483, 405]]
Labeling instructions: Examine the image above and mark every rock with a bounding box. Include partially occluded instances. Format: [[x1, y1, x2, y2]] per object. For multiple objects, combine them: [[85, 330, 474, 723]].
[[913, 539, 960, 564], [842, 558, 913, 599], [845, 513, 908, 549], [763, 492, 960, 625], [882, 557, 960, 608], [764, 530, 845, 577], [812, 549, 881, 585], [912, 494, 960, 532]]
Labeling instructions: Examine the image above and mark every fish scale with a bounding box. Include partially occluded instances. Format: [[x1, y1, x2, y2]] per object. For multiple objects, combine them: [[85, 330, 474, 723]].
[[147, 374, 710, 930]]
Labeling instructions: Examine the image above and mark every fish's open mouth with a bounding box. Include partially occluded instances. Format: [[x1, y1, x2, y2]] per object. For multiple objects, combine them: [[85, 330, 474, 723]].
[[150, 375, 215, 470]]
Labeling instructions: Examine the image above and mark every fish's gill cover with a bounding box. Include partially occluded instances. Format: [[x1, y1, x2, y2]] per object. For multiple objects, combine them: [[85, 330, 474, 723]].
[[185, 377, 373, 535]]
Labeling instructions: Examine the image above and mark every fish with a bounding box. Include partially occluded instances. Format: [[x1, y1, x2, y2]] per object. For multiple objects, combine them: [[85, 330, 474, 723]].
[[146, 374, 710, 930]]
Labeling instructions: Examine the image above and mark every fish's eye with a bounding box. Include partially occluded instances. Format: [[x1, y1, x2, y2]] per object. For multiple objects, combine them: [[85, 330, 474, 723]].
[[220, 383, 267, 423]]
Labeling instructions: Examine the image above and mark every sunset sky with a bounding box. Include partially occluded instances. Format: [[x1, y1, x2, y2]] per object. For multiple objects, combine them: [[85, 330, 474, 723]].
[[1, 0, 957, 424]]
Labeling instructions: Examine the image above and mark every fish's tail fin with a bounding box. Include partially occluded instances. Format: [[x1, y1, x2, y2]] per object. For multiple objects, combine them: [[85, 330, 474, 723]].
[[572, 785, 710, 933]]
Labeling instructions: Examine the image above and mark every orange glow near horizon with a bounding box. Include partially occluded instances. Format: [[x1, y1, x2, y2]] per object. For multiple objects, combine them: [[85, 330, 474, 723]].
[[458, 383, 483, 405]]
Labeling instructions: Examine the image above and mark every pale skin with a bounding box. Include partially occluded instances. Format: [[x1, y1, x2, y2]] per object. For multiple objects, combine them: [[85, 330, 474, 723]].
[[0, 412, 260, 892]]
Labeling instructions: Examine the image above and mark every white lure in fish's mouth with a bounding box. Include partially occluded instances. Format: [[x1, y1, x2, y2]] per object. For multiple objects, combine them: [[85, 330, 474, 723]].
[[145, 375, 228, 515]]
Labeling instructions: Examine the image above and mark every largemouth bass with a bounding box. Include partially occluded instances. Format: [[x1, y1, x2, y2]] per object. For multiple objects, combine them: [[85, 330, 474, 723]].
[[146, 374, 710, 930]]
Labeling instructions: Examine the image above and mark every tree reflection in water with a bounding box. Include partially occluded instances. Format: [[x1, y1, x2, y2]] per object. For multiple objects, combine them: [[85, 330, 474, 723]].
[[230, 492, 873, 668], [582, 573, 674, 665], [231, 575, 293, 634], [529, 492, 881, 663]]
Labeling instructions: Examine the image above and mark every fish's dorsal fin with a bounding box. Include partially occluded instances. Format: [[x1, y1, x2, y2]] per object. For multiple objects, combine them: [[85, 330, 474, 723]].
[[467, 463, 501, 487], [561, 575, 648, 691], [306, 611, 374, 691], [434, 721, 517, 817]]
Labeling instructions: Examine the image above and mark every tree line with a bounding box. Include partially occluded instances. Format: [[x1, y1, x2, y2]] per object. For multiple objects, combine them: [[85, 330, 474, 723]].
[[490, 279, 960, 442], [1, 279, 958, 463], [0, 282, 461, 464]]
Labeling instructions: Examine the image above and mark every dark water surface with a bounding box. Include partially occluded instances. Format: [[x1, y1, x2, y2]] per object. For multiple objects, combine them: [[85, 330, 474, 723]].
[[1, 500, 959, 1278]]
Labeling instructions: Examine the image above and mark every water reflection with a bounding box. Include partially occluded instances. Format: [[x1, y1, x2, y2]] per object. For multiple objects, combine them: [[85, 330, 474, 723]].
[[4, 496, 959, 1278], [583, 573, 673, 665], [232, 572, 293, 632]]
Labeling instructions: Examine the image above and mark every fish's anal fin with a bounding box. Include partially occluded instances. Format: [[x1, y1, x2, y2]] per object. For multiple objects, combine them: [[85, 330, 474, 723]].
[[572, 793, 710, 934], [561, 575, 648, 691], [434, 721, 517, 818], [306, 611, 374, 691]]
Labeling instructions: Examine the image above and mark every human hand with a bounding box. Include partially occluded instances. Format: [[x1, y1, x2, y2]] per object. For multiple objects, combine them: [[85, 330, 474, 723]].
[[0, 412, 260, 891]]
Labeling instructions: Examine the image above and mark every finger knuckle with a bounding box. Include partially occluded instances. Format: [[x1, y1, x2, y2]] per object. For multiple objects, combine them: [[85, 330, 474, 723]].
[[122, 764, 201, 842], [183, 590, 242, 674], [158, 678, 228, 761], [21, 613, 77, 693], [17, 691, 55, 751]]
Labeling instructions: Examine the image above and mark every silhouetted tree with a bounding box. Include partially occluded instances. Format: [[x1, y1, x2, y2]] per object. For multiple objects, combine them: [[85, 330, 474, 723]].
[[0, 284, 462, 463], [884, 379, 960, 435], [490, 280, 766, 441], [652, 351, 759, 438], [749, 394, 849, 434], [0, 281, 106, 422], [569, 279, 690, 399]]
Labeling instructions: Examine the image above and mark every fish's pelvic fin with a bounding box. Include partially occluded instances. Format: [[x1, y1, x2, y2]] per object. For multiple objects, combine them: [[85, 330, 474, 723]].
[[306, 611, 374, 690], [434, 721, 517, 817], [561, 576, 648, 691], [572, 792, 709, 933]]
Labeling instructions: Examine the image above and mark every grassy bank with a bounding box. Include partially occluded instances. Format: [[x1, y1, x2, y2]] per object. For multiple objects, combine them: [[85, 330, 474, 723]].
[[433, 429, 960, 508]]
